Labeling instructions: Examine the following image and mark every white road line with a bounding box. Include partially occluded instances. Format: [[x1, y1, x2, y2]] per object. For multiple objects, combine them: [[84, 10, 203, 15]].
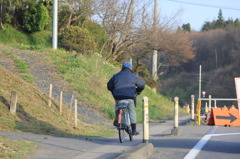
[[183, 126, 217, 159], [211, 133, 240, 137], [183, 134, 211, 159], [183, 126, 240, 159]]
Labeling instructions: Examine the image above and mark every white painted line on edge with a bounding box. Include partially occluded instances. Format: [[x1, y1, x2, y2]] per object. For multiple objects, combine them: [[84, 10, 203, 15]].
[[183, 134, 211, 159], [184, 126, 240, 159], [183, 126, 217, 159], [211, 133, 240, 137]]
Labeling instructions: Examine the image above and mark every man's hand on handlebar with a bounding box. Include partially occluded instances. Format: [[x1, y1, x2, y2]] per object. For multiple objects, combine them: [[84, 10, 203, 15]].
[[136, 91, 142, 95]]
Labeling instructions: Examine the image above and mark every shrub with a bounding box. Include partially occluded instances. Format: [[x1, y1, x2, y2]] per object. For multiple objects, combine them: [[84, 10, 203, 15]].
[[22, 3, 49, 33], [61, 26, 96, 54], [30, 31, 52, 48], [82, 20, 108, 51]]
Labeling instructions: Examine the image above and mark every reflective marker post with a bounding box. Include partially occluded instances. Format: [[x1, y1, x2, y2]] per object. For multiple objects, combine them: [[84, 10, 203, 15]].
[[174, 97, 179, 128], [171, 97, 182, 135], [191, 95, 195, 120], [196, 99, 201, 125], [142, 96, 149, 143]]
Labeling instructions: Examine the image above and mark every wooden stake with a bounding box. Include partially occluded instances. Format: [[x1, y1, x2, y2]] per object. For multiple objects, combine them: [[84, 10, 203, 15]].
[[74, 100, 78, 127], [60, 91, 63, 115], [48, 84, 53, 107], [10, 91, 18, 114]]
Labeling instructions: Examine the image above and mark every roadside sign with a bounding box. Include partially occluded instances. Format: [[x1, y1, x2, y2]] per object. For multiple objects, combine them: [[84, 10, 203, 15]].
[[210, 108, 240, 126], [234, 77, 240, 117]]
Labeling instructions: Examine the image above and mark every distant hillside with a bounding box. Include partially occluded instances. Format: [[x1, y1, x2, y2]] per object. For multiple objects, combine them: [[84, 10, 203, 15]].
[[159, 28, 240, 106]]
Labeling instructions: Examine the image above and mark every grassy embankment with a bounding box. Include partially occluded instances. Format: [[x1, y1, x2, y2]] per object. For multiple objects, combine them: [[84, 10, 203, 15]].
[[0, 135, 36, 159], [0, 25, 187, 158]]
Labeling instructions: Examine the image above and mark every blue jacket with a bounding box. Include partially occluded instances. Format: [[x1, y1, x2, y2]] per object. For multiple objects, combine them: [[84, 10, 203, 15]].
[[107, 69, 145, 100]]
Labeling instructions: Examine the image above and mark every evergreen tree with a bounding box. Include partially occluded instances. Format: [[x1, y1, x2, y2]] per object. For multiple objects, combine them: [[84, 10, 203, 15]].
[[216, 9, 224, 28], [182, 23, 191, 32], [202, 21, 216, 31], [235, 19, 240, 27]]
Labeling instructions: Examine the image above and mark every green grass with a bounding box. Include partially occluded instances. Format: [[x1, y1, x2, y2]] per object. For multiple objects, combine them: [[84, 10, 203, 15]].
[[0, 24, 51, 49], [0, 24, 187, 126], [0, 21, 187, 159], [0, 135, 36, 159], [15, 59, 29, 73], [43, 51, 186, 122], [14, 58, 35, 83], [20, 74, 35, 83]]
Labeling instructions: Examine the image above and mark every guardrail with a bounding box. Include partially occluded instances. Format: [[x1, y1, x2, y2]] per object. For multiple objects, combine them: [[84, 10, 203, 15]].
[[195, 96, 240, 125]]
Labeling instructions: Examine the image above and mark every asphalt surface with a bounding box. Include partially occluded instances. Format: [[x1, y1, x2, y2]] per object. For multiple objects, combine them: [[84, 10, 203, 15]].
[[149, 122, 240, 159], [0, 115, 192, 159], [2, 115, 239, 159]]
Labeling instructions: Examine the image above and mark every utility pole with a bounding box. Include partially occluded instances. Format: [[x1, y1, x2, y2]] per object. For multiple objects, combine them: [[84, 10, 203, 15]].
[[199, 65, 202, 99], [52, 0, 58, 49], [152, 0, 159, 81]]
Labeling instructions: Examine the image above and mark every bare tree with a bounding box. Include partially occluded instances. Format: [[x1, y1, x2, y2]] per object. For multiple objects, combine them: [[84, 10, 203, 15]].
[[93, 0, 136, 60], [58, 0, 99, 30], [93, 0, 195, 80]]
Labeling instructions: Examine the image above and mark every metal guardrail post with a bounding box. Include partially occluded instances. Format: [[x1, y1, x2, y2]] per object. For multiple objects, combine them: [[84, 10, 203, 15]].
[[142, 96, 149, 143]]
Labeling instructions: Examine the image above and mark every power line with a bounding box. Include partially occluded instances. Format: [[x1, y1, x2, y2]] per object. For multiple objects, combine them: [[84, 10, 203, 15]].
[[167, 0, 240, 11]]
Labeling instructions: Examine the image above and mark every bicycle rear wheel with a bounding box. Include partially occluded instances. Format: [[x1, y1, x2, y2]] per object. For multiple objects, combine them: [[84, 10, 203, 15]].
[[118, 128, 125, 143], [127, 126, 132, 141]]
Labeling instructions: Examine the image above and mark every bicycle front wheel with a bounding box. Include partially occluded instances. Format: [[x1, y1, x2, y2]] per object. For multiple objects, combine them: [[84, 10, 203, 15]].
[[118, 128, 125, 143]]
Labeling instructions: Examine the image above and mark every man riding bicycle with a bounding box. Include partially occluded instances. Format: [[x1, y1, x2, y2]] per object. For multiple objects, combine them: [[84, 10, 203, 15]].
[[107, 62, 145, 135]]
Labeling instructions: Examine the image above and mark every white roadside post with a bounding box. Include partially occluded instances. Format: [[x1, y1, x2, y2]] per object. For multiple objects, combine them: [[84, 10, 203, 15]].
[[142, 96, 149, 143], [171, 97, 182, 135], [174, 97, 179, 128], [205, 102, 208, 113], [191, 95, 195, 120], [209, 95, 212, 111]]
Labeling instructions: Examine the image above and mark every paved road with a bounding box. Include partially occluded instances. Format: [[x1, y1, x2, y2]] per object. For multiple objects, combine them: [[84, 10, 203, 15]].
[[149, 123, 240, 159], [2, 116, 239, 159], [0, 116, 191, 159], [195, 126, 240, 159]]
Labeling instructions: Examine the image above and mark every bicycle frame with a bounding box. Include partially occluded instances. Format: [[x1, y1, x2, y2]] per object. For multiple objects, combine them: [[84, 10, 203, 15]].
[[115, 100, 132, 143], [116, 106, 130, 128]]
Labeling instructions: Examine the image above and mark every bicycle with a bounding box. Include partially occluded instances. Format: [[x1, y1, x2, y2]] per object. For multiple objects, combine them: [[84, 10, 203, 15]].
[[114, 100, 133, 143]]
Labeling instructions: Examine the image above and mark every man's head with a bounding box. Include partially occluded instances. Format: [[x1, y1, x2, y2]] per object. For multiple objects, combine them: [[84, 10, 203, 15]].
[[122, 62, 132, 69]]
